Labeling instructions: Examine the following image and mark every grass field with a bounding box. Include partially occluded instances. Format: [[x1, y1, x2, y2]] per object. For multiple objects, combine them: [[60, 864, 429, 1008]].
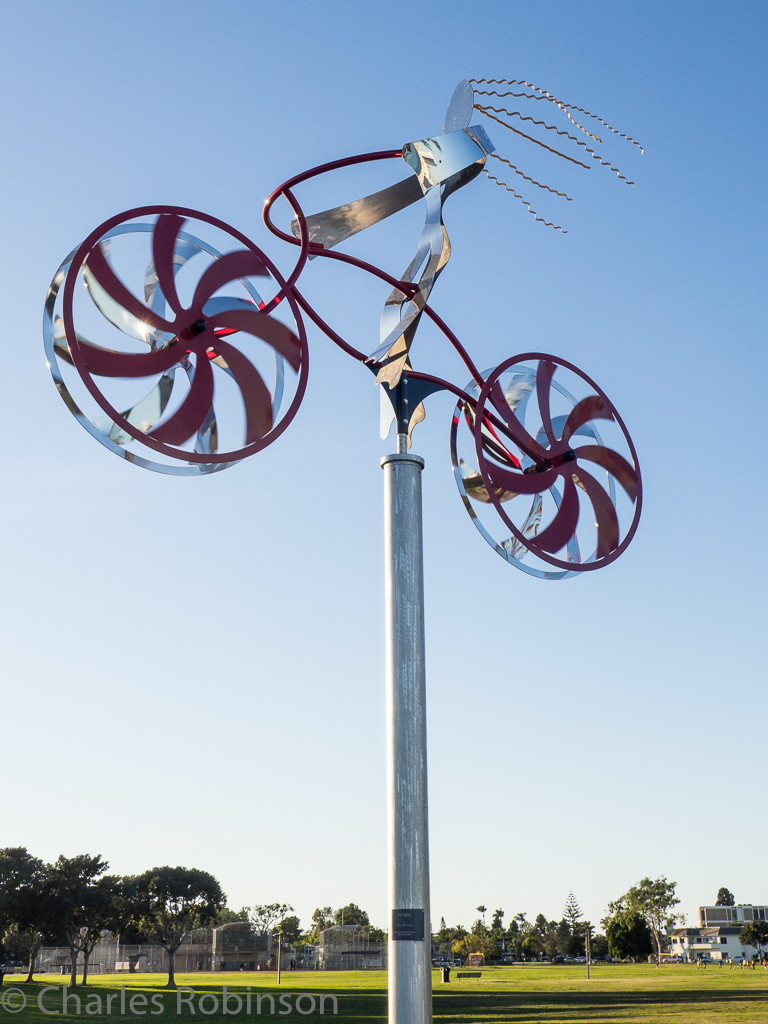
[[1, 964, 767, 1024]]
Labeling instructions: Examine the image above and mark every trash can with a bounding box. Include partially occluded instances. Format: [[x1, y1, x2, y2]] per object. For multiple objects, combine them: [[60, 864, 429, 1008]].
[[440, 966, 451, 983]]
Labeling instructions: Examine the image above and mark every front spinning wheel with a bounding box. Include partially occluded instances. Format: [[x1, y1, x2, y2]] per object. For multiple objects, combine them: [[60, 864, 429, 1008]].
[[450, 354, 641, 578]]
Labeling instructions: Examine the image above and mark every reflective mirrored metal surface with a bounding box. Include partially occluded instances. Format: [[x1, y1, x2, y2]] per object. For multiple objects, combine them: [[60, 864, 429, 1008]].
[[443, 80, 475, 133], [370, 126, 494, 388], [290, 176, 423, 254], [401, 126, 492, 193]]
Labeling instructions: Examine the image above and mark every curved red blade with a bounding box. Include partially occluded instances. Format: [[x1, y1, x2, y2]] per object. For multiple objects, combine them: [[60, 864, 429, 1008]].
[[191, 251, 270, 311], [211, 309, 302, 371], [483, 459, 558, 496], [574, 468, 620, 558], [80, 339, 181, 378], [536, 358, 557, 445], [149, 355, 214, 445], [152, 213, 185, 317], [575, 445, 638, 501], [529, 475, 579, 554], [85, 244, 174, 333], [562, 395, 614, 443], [212, 339, 273, 443]]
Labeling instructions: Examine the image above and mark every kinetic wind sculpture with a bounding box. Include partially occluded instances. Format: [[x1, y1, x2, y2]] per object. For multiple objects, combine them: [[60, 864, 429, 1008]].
[[44, 77, 643, 1024], [45, 79, 642, 578]]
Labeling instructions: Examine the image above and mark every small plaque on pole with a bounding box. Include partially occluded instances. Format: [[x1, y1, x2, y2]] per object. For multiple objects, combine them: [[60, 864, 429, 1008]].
[[392, 909, 425, 941]]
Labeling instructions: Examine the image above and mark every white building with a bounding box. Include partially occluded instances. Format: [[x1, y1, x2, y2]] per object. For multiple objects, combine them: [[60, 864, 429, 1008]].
[[667, 905, 768, 962]]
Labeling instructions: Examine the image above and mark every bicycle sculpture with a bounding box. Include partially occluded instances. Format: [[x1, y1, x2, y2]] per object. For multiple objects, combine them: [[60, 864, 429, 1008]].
[[45, 79, 642, 579]]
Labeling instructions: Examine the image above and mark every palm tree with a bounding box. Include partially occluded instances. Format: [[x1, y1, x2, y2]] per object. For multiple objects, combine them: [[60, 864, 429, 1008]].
[[476, 906, 487, 928]]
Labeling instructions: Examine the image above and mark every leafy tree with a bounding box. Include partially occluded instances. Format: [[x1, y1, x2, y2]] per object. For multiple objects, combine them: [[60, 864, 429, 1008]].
[[0, 848, 49, 982], [505, 914, 530, 959], [606, 877, 682, 958], [563, 893, 584, 955], [214, 906, 250, 926], [556, 919, 571, 953], [591, 933, 609, 958], [491, 909, 505, 932], [3, 926, 44, 984], [604, 908, 654, 961], [107, 875, 147, 961], [43, 854, 114, 987], [540, 921, 561, 961], [434, 917, 452, 951], [454, 931, 496, 961], [435, 923, 468, 953], [134, 866, 224, 988], [0, 849, 44, 930], [739, 921, 768, 957], [248, 903, 293, 936], [334, 903, 369, 927], [277, 915, 302, 946], [308, 907, 334, 942], [78, 876, 124, 984], [716, 888, 735, 907]]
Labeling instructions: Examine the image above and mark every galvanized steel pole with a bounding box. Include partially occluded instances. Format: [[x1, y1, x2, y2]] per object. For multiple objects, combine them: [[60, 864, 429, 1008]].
[[382, 442, 432, 1024]]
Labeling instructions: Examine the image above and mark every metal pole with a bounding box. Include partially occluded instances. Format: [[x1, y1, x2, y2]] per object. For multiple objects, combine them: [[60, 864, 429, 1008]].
[[585, 928, 590, 980], [382, 440, 432, 1024]]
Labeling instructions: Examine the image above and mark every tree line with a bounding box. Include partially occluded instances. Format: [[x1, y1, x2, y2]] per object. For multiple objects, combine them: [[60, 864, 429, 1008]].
[[4, 850, 766, 988], [0, 848, 227, 988], [432, 892, 607, 962], [0, 849, 385, 990]]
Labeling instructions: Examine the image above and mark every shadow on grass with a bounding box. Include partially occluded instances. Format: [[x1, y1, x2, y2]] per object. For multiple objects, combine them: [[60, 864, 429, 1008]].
[[433, 987, 768, 1022]]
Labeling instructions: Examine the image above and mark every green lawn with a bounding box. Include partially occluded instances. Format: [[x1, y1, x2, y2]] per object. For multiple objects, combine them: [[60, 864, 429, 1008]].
[[1, 964, 767, 1023]]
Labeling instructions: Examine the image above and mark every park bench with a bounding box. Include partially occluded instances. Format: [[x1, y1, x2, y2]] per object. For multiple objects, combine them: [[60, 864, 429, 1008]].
[[456, 971, 481, 980]]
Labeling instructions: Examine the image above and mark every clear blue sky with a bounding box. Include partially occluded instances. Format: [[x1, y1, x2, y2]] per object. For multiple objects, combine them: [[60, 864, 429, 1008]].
[[1, 0, 766, 934]]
